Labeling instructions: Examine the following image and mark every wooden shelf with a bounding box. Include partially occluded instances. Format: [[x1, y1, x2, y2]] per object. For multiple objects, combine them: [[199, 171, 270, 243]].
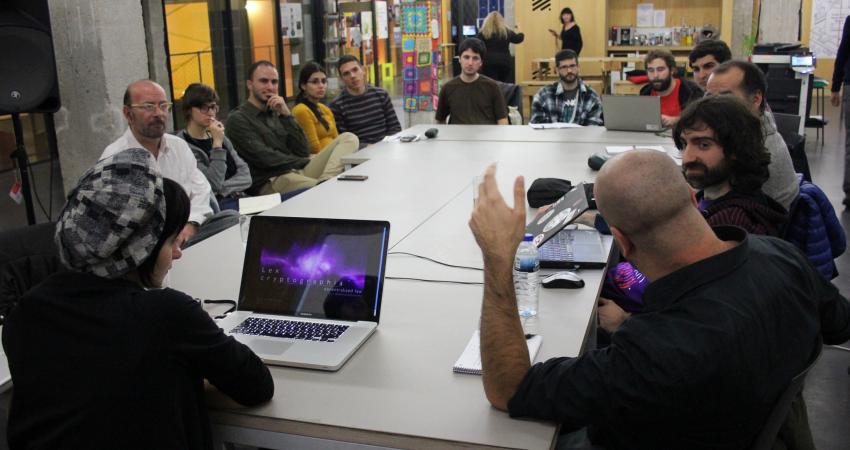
[[607, 45, 695, 52]]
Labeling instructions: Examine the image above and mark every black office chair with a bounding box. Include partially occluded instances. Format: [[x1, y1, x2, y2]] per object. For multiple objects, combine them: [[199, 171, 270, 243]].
[[773, 112, 812, 182], [749, 342, 822, 450], [496, 81, 523, 123], [0, 222, 62, 324]]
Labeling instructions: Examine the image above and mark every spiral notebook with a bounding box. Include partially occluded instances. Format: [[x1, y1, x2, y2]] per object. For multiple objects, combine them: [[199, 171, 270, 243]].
[[453, 331, 543, 375]]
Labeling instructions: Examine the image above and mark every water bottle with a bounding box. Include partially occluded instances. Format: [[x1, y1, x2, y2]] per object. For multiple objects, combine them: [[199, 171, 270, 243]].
[[514, 234, 540, 318]]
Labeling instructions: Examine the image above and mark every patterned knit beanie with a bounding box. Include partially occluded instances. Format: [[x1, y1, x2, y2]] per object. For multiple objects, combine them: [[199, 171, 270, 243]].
[[55, 148, 165, 278]]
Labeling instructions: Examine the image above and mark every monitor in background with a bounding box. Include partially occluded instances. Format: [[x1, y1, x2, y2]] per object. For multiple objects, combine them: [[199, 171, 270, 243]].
[[462, 25, 477, 36]]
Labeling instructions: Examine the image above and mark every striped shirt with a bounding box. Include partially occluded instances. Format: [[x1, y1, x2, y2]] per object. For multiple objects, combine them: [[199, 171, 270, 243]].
[[330, 86, 402, 145]]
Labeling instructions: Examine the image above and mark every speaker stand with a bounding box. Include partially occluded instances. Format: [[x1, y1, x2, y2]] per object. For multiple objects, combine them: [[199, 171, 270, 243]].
[[10, 113, 36, 225]]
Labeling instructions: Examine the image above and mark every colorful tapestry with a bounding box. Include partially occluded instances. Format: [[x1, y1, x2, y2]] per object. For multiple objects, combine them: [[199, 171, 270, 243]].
[[401, 2, 440, 112]]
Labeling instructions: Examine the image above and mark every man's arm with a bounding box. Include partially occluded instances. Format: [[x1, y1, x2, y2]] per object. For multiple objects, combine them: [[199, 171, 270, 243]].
[[225, 112, 309, 173], [329, 97, 350, 134], [381, 90, 402, 135], [529, 88, 552, 124], [469, 165, 530, 410], [582, 90, 605, 126], [833, 16, 850, 97], [434, 84, 450, 124]]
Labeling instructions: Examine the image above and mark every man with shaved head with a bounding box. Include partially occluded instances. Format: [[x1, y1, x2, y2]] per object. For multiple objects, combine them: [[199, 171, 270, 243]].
[[468, 151, 850, 449], [102, 80, 228, 247]]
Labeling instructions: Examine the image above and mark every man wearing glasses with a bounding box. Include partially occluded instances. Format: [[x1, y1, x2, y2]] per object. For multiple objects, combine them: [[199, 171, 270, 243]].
[[101, 79, 215, 248], [529, 49, 603, 126]]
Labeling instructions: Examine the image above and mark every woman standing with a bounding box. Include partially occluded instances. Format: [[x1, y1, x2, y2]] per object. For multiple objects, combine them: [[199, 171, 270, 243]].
[[2, 148, 273, 449], [292, 62, 359, 154], [548, 7, 582, 55], [476, 11, 524, 83]]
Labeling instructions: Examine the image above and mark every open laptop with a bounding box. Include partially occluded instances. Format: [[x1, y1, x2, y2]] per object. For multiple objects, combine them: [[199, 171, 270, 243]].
[[602, 95, 663, 132], [217, 216, 390, 371], [526, 182, 608, 269]]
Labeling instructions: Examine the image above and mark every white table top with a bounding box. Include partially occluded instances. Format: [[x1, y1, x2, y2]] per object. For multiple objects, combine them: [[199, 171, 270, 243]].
[[168, 136, 619, 449], [400, 124, 674, 144]]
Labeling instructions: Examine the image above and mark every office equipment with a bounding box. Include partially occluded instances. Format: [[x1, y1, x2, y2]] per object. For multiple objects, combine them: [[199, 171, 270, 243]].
[[601, 95, 663, 132], [453, 330, 543, 375], [525, 182, 590, 248], [218, 216, 390, 371], [541, 271, 585, 289], [539, 228, 608, 269]]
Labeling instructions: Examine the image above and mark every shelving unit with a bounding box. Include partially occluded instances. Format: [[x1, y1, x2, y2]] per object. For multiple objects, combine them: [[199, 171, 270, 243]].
[[322, 1, 346, 93]]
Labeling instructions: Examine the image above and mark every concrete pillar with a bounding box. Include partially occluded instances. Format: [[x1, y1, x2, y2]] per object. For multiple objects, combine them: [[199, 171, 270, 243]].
[[731, 0, 755, 57], [48, 0, 150, 194]]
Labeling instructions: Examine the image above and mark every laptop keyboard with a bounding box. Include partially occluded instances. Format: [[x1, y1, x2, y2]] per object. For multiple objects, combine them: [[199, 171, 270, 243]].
[[539, 231, 578, 260], [231, 317, 349, 342]]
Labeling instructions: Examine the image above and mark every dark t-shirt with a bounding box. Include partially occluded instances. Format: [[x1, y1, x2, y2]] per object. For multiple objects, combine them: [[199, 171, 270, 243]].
[[2, 272, 274, 450], [435, 75, 508, 124]]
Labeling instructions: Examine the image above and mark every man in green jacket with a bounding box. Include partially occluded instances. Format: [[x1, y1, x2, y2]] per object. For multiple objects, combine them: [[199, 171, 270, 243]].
[[226, 60, 355, 194]]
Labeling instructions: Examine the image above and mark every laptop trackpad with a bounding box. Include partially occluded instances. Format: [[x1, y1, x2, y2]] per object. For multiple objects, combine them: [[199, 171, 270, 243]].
[[250, 339, 292, 355]]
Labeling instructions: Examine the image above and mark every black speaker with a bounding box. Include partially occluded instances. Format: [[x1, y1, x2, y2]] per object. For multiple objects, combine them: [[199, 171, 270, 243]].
[[0, 1, 60, 114]]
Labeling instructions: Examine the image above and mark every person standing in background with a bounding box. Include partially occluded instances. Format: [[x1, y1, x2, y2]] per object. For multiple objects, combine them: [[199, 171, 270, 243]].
[[548, 7, 582, 55], [831, 15, 850, 208], [476, 11, 524, 83]]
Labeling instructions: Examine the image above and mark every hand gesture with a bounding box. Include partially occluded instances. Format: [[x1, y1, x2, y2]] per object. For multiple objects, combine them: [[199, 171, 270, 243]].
[[548, 28, 558, 38], [208, 118, 225, 146], [469, 164, 527, 266], [267, 95, 291, 116]]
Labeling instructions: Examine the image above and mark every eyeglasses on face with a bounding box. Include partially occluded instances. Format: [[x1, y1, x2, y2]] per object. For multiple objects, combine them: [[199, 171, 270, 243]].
[[129, 102, 173, 113], [196, 103, 220, 114]]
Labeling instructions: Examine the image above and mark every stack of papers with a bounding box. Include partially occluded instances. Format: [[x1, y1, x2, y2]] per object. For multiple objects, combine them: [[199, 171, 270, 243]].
[[529, 122, 584, 129], [605, 145, 667, 154], [239, 193, 282, 215]]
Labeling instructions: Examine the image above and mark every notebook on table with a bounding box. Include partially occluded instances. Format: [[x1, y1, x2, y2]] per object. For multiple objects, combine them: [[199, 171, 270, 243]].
[[601, 95, 663, 132], [453, 331, 543, 375], [218, 216, 390, 371]]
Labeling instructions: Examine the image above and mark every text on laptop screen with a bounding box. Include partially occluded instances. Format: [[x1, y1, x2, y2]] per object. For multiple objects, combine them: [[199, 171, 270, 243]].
[[240, 217, 389, 322]]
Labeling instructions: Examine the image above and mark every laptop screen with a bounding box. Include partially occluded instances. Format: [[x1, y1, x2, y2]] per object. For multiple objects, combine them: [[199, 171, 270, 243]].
[[525, 182, 590, 248], [239, 216, 390, 323]]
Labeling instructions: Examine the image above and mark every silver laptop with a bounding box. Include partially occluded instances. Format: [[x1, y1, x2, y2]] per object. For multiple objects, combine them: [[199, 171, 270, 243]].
[[602, 95, 663, 132], [218, 216, 390, 371]]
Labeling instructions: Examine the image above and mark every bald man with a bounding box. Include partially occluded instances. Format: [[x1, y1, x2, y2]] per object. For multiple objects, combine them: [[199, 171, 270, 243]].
[[102, 80, 222, 248], [469, 151, 850, 450]]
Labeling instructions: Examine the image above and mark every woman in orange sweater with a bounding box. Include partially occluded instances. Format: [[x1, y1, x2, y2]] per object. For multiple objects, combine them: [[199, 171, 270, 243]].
[[292, 62, 358, 154]]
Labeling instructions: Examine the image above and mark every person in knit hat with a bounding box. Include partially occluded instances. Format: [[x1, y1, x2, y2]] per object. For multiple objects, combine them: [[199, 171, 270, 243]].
[[2, 148, 273, 449]]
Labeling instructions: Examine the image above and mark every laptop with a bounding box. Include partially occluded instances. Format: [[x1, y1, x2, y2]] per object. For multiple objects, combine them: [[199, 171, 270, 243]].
[[525, 182, 608, 269], [602, 95, 663, 132], [218, 216, 390, 371]]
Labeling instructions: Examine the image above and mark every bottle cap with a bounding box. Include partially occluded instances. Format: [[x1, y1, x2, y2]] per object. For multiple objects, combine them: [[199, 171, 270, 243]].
[[523, 233, 534, 242]]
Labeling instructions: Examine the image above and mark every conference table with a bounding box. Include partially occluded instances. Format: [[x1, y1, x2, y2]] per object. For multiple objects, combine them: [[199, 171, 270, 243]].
[[168, 126, 675, 449]]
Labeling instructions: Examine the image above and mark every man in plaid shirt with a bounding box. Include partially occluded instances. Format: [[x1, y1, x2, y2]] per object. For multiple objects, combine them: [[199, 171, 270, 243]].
[[530, 49, 603, 126]]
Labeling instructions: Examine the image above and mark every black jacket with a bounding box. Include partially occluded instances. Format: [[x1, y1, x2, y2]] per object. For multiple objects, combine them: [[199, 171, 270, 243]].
[[3, 272, 274, 450]]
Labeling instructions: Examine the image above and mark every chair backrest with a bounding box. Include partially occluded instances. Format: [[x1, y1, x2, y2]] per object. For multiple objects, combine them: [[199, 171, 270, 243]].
[[496, 81, 523, 120], [749, 342, 822, 450], [773, 113, 812, 182], [0, 222, 62, 324], [772, 112, 801, 135]]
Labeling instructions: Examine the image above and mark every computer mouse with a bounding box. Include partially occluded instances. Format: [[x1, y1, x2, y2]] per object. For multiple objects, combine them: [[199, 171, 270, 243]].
[[541, 271, 585, 289]]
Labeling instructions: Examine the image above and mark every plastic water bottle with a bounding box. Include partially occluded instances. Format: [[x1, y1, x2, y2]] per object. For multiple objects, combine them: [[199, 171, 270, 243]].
[[514, 234, 540, 318]]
